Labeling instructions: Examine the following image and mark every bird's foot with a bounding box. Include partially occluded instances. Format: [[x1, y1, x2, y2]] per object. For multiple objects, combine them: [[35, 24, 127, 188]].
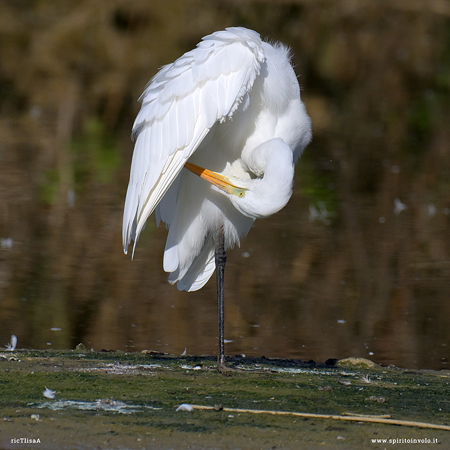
[[216, 358, 246, 373], [217, 361, 232, 373]]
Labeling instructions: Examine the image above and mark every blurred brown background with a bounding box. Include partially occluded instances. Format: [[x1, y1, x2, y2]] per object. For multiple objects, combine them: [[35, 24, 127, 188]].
[[1, 0, 450, 369]]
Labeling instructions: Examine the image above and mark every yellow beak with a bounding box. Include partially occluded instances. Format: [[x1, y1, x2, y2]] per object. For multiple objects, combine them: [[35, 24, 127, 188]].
[[184, 161, 247, 198]]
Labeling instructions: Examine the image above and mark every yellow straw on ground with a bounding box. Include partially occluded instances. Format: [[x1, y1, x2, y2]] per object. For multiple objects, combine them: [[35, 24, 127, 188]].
[[189, 405, 450, 431]]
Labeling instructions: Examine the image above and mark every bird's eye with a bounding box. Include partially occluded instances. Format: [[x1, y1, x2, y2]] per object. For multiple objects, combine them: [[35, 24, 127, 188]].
[[230, 187, 246, 198]]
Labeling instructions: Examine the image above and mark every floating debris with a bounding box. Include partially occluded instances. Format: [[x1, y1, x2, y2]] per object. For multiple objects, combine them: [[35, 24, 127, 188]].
[[309, 203, 333, 225], [78, 362, 163, 374], [176, 403, 194, 412], [181, 364, 202, 370], [0, 237, 13, 249], [394, 198, 407, 215], [43, 387, 56, 399], [360, 374, 371, 384], [32, 399, 160, 414], [6, 335, 17, 351]]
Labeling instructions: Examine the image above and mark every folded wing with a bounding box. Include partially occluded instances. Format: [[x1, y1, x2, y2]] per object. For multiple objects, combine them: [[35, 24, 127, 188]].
[[122, 27, 265, 255]]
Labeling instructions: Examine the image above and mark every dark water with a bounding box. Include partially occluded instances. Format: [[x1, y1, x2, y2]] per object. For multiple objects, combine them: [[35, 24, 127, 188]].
[[2, 164, 450, 370], [1, 2, 450, 370]]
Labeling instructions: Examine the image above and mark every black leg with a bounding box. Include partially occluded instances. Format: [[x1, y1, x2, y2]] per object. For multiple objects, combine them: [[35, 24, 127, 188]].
[[215, 225, 227, 370]]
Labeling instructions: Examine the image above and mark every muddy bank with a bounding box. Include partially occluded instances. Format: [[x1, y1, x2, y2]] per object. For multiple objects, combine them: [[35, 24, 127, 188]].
[[0, 350, 449, 449]]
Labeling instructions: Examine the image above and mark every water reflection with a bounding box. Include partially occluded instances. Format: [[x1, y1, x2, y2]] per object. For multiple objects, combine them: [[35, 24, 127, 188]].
[[1, 2, 450, 370], [2, 178, 449, 370]]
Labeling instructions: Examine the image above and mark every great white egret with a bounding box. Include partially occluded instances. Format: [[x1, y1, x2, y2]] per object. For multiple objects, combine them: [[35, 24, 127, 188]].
[[123, 27, 312, 369]]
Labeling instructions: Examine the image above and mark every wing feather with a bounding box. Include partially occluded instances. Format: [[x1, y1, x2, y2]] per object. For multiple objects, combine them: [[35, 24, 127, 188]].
[[123, 27, 265, 253], [175, 96, 187, 149], [184, 93, 195, 146]]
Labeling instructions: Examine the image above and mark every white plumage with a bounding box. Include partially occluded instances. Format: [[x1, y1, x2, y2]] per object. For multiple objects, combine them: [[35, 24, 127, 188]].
[[123, 27, 312, 293]]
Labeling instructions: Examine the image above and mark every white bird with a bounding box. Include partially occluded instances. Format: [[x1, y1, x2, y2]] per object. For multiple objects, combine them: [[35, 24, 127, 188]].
[[123, 27, 312, 369]]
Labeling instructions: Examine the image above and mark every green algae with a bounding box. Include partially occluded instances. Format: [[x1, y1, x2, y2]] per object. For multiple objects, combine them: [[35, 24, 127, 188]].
[[0, 350, 449, 449]]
